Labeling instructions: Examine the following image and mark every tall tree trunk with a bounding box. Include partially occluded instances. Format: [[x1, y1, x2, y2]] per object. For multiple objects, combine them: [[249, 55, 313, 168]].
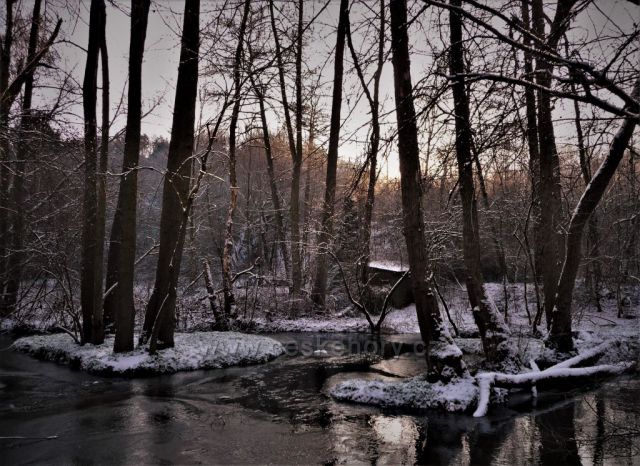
[[251, 77, 290, 279], [290, 0, 304, 296], [449, 0, 514, 366], [521, 0, 547, 331], [0, 0, 15, 314], [106, 0, 150, 352], [531, 0, 575, 328], [390, 0, 466, 381], [521, 0, 540, 261], [3, 0, 42, 312], [302, 112, 315, 269], [571, 82, 603, 312], [221, 0, 251, 320], [345, 0, 385, 300], [141, 0, 199, 348], [80, 0, 106, 345], [96, 18, 109, 322], [268, 0, 301, 293], [549, 80, 639, 353], [311, 0, 348, 306]]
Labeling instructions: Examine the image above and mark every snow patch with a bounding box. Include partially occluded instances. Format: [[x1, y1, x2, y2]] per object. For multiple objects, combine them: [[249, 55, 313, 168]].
[[12, 331, 285, 376], [330, 375, 478, 412]]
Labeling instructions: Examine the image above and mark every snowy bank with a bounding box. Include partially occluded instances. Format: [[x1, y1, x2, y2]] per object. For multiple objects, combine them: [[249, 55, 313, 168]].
[[330, 375, 479, 412], [250, 305, 422, 334], [331, 339, 638, 415], [12, 331, 285, 376]]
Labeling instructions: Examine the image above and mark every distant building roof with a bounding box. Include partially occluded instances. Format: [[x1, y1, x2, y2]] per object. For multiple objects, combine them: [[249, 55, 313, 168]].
[[368, 260, 409, 272]]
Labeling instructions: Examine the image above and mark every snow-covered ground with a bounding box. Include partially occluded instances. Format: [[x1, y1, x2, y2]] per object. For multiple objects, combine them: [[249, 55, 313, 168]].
[[329, 335, 638, 414], [4, 281, 638, 410], [331, 375, 479, 412], [325, 282, 639, 414], [12, 332, 285, 376]]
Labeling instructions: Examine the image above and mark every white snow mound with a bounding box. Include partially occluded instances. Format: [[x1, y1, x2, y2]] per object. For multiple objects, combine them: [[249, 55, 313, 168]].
[[12, 331, 285, 375], [330, 375, 478, 412]]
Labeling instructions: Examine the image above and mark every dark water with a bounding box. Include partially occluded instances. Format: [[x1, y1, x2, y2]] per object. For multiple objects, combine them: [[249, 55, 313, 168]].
[[0, 333, 639, 465]]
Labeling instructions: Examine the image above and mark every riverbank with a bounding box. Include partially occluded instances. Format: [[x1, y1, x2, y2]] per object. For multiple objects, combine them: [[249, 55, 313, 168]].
[[11, 332, 284, 376]]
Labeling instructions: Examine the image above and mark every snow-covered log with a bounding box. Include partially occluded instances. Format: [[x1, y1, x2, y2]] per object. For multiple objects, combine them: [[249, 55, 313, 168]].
[[549, 340, 615, 369], [473, 340, 634, 417]]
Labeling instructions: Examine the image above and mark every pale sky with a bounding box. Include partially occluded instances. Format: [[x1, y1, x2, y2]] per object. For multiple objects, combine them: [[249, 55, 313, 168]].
[[13, 0, 640, 177]]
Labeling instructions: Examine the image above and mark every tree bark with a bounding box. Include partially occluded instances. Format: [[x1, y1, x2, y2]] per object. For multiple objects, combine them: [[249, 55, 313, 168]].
[[141, 0, 199, 348], [221, 0, 251, 320], [531, 0, 576, 328], [549, 80, 639, 353], [301, 112, 315, 266], [291, 0, 304, 296], [107, 0, 150, 352], [571, 81, 603, 313], [0, 0, 15, 314], [311, 0, 348, 306], [96, 15, 110, 323], [3, 0, 42, 312], [80, 0, 106, 345], [268, 0, 302, 293], [521, 0, 541, 295], [390, 0, 466, 381], [449, 0, 514, 366]]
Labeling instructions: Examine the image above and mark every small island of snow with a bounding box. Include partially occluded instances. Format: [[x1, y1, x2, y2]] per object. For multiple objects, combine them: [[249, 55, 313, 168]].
[[12, 331, 285, 376]]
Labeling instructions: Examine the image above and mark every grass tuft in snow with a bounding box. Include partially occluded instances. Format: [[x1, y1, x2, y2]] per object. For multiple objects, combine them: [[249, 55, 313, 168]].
[[12, 331, 285, 376]]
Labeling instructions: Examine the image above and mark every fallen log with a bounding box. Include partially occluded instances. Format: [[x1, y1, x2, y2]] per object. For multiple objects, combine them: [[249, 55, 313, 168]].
[[473, 340, 634, 417], [529, 359, 539, 398], [548, 340, 617, 369]]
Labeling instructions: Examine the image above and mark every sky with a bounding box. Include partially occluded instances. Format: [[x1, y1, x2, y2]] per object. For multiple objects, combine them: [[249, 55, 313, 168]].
[[9, 0, 640, 178]]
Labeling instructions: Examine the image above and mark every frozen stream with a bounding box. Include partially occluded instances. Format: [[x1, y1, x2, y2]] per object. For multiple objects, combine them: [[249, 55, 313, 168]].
[[1, 333, 639, 464]]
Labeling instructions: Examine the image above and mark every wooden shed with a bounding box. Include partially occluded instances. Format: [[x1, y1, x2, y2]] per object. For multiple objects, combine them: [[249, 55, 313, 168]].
[[366, 261, 414, 308]]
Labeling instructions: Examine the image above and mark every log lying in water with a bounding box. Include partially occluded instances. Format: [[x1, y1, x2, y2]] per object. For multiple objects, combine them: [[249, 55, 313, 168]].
[[473, 341, 635, 417]]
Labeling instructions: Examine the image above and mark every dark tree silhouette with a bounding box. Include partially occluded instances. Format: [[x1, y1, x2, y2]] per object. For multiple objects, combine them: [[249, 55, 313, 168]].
[[80, 0, 106, 345], [390, 0, 466, 380], [311, 0, 349, 306], [106, 0, 151, 353], [141, 0, 200, 348]]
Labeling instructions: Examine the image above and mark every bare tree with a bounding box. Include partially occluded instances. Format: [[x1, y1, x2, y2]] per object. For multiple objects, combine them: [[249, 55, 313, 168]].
[[268, 0, 303, 294], [345, 0, 386, 303], [80, 0, 106, 345], [3, 0, 43, 312], [550, 81, 639, 353], [292, 0, 305, 296], [0, 0, 16, 309], [141, 0, 200, 348], [221, 0, 251, 320], [448, 0, 515, 367], [390, 0, 466, 381], [311, 0, 349, 307], [0, 0, 61, 315], [107, 0, 151, 352], [531, 0, 572, 328], [249, 71, 290, 280], [520, 0, 543, 330]]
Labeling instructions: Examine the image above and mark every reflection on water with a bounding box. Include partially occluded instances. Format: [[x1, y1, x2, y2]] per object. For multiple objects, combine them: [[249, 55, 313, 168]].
[[537, 403, 581, 465], [1, 333, 639, 465]]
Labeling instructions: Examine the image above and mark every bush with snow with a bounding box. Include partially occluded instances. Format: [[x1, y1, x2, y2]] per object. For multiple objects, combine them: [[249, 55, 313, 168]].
[[12, 331, 285, 376]]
